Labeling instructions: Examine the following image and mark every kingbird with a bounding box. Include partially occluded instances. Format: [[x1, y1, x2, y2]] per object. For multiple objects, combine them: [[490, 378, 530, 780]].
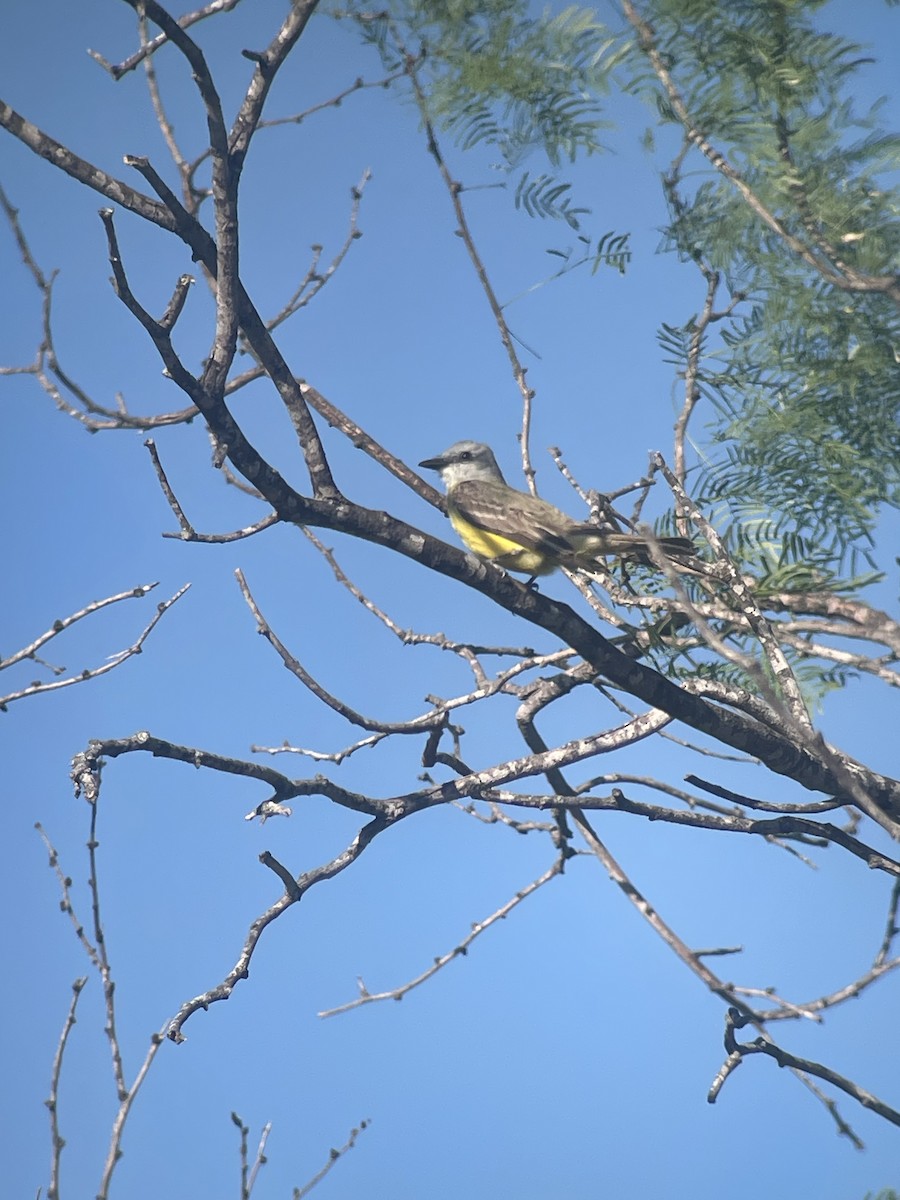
[[419, 440, 694, 578]]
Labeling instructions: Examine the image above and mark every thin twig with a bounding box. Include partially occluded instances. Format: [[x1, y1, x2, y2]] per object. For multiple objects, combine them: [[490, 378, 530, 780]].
[[97, 1035, 167, 1200], [400, 46, 537, 482], [138, 8, 190, 181], [86, 802, 126, 1099], [263, 171, 371, 334], [319, 856, 565, 1016], [257, 69, 405, 129], [0, 584, 189, 709], [145, 438, 279, 542], [232, 1113, 272, 1200], [573, 808, 865, 1143], [1, 583, 158, 673], [45, 978, 88, 1200], [236, 568, 449, 736], [89, 0, 245, 78], [720, 1008, 900, 1127], [875, 878, 900, 968], [292, 1120, 370, 1199]]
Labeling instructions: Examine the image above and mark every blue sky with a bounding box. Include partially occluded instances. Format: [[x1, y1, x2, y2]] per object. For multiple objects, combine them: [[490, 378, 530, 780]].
[[2, 2, 899, 1198]]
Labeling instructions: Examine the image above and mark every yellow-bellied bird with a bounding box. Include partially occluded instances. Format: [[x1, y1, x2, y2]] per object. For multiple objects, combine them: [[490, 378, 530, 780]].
[[419, 440, 694, 578]]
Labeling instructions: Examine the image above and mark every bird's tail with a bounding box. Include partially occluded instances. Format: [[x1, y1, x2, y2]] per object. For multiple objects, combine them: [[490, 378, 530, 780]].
[[571, 529, 697, 567]]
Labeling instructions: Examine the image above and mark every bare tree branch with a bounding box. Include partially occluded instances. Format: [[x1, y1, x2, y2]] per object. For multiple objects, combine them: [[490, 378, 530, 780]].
[[716, 1007, 900, 1127], [292, 1118, 370, 1199], [319, 855, 565, 1016], [0, 584, 188, 710], [36, 822, 168, 1200], [45, 977, 87, 1200], [399, 43, 537, 482], [89, 0, 245, 78]]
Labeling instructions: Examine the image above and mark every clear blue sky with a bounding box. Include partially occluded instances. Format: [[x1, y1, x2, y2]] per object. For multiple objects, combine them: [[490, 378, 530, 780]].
[[1, 2, 898, 1198]]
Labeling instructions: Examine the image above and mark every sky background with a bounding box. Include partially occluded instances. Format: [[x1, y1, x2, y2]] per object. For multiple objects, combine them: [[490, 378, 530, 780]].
[[1, 1, 899, 1197]]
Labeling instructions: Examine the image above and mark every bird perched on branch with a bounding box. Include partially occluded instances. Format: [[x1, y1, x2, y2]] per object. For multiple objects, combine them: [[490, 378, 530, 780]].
[[419, 440, 695, 580]]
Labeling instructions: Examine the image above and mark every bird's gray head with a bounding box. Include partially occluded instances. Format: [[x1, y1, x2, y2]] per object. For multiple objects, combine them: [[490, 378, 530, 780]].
[[419, 440, 507, 490]]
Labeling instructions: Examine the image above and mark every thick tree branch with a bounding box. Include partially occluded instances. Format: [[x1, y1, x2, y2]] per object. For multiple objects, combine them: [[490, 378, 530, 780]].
[[0, 101, 177, 229]]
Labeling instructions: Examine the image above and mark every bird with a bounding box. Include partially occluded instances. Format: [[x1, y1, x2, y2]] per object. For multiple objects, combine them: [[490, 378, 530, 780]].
[[419, 440, 695, 579]]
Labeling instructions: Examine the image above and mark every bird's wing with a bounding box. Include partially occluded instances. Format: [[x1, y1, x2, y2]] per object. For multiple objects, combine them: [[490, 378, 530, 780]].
[[450, 481, 576, 556]]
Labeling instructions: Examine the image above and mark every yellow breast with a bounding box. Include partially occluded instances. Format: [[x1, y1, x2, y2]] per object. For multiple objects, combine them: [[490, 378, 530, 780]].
[[447, 511, 554, 575]]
